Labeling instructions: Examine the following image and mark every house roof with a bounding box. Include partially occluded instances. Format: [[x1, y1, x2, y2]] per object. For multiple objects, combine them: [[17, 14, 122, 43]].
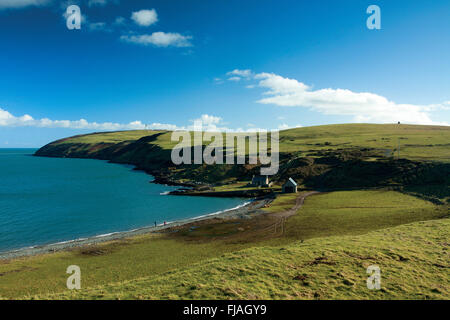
[[285, 178, 297, 186]]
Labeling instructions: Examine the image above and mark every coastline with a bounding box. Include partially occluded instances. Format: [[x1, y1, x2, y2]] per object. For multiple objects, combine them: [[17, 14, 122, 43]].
[[0, 150, 275, 260], [0, 196, 272, 260]]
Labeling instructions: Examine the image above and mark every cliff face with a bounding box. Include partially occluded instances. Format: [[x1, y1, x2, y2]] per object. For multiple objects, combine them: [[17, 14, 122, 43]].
[[35, 132, 182, 184]]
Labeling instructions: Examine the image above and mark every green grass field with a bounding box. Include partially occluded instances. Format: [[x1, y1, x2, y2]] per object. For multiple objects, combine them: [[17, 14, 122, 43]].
[[34, 218, 449, 300], [279, 124, 450, 161], [283, 190, 445, 240], [1, 190, 447, 299]]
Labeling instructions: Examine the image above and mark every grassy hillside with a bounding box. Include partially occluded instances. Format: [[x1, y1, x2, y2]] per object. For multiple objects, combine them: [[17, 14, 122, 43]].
[[1, 190, 447, 299], [27, 218, 450, 300], [37, 124, 450, 161], [279, 123, 450, 161]]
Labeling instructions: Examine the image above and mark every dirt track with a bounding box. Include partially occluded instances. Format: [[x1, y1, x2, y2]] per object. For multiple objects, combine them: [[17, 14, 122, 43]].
[[274, 191, 321, 219], [270, 191, 321, 236], [166, 191, 321, 242]]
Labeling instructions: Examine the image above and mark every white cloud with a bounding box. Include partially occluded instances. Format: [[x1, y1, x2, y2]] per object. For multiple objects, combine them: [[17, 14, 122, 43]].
[[190, 114, 230, 132], [0, 109, 227, 132], [225, 69, 253, 82], [131, 9, 158, 27], [0, 0, 49, 9], [190, 115, 284, 132], [0, 108, 178, 131], [255, 72, 310, 95], [278, 123, 303, 130], [227, 69, 449, 126], [227, 69, 252, 78], [120, 32, 193, 47], [424, 101, 450, 111], [197, 114, 221, 125]]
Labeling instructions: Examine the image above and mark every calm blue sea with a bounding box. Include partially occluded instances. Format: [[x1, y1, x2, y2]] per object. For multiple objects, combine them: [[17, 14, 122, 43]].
[[0, 149, 245, 253]]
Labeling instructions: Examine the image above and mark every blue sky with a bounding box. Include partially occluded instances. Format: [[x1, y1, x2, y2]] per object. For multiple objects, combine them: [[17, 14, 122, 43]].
[[0, 0, 449, 147]]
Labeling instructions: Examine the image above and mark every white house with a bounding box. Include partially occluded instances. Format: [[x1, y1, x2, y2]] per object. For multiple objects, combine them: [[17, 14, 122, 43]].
[[282, 178, 297, 193]]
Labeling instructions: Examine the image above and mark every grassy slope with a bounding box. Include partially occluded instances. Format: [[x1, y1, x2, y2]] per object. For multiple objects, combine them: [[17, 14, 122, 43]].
[[1, 190, 447, 299], [283, 190, 445, 240], [47, 124, 450, 161], [279, 123, 450, 161], [30, 218, 450, 300]]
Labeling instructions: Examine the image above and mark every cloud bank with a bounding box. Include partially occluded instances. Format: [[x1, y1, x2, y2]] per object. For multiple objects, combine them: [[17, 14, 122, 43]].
[[0, 108, 177, 131], [227, 69, 449, 126], [0, 108, 289, 133]]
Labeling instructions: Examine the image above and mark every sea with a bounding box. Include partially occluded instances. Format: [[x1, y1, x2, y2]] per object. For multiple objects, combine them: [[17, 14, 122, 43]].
[[0, 149, 246, 253]]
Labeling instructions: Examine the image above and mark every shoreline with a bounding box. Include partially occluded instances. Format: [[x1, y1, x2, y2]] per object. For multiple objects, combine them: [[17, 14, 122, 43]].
[[0, 196, 272, 260]]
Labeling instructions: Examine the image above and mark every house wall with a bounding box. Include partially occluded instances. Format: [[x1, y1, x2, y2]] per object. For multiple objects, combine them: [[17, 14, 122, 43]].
[[282, 184, 297, 193]]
